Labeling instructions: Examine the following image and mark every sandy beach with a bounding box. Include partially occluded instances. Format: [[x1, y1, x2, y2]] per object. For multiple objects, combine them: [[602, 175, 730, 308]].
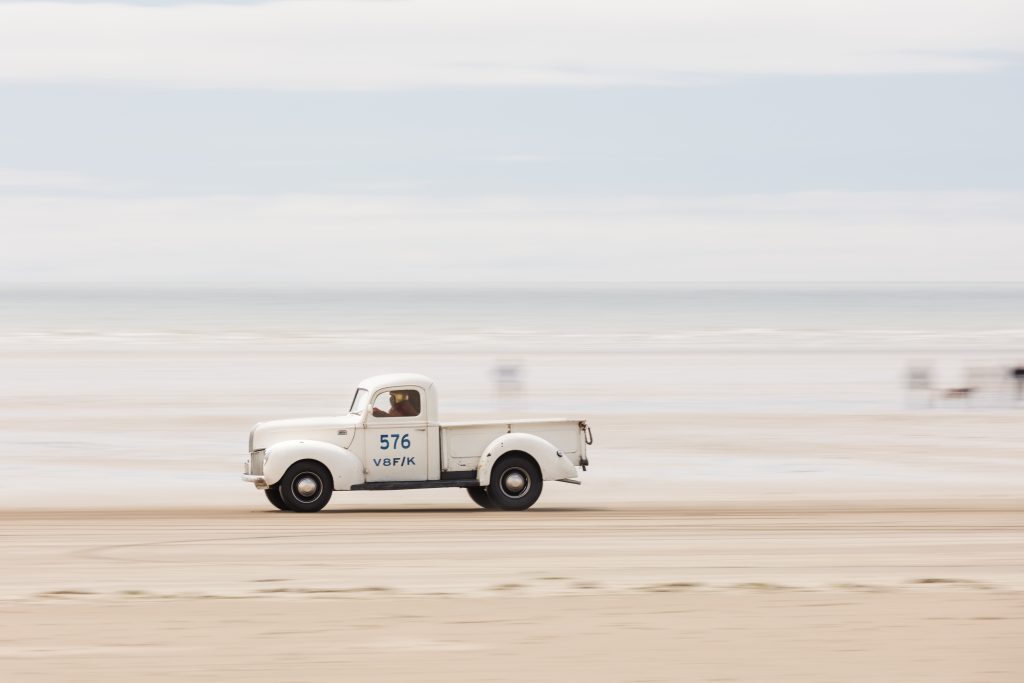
[[2, 295, 1024, 681], [1, 505, 1022, 682], [6, 589, 1022, 683]]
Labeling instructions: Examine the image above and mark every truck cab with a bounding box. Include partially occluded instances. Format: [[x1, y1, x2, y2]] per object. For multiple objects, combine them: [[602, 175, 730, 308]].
[[243, 373, 591, 512]]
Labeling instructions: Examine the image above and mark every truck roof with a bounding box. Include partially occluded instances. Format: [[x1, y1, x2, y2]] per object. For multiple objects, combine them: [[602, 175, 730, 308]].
[[358, 373, 436, 393]]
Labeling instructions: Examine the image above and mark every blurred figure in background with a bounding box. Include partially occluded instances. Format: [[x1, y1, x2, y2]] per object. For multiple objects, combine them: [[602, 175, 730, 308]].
[[905, 363, 933, 408], [1011, 365, 1024, 402], [494, 360, 525, 396]]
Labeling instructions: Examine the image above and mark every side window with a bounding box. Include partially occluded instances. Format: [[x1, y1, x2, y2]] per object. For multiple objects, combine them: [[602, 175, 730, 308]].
[[371, 389, 421, 418]]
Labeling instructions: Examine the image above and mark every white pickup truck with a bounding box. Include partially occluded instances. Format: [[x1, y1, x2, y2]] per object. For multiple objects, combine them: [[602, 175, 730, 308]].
[[243, 373, 591, 512]]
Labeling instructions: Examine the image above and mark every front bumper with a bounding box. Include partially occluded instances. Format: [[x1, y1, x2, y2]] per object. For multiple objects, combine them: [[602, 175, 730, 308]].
[[242, 475, 269, 490]]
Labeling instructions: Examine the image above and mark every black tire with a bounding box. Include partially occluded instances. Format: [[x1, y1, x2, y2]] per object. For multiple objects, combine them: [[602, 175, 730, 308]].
[[487, 454, 542, 511], [466, 486, 496, 509], [278, 461, 333, 513], [264, 486, 290, 511]]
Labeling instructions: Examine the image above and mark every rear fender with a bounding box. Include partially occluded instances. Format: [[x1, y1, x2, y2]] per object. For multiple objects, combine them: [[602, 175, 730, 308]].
[[477, 432, 577, 484], [264, 440, 364, 490]]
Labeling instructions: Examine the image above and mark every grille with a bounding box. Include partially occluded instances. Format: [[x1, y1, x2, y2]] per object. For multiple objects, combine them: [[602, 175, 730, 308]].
[[249, 450, 265, 476]]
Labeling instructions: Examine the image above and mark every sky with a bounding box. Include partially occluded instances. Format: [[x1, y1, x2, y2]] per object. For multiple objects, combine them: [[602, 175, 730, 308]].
[[1, 0, 1022, 285]]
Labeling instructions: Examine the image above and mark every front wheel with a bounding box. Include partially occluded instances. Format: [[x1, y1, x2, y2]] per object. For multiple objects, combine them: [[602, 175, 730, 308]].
[[466, 486, 496, 509], [264, 486, 289, 511], [279, 462, 333, 513], [487, 455, 542, 511]]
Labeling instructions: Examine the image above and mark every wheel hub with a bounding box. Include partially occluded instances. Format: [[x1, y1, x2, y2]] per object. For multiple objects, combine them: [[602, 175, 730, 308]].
[[502, 470, 528, 496], [295, 475, 320, 498]]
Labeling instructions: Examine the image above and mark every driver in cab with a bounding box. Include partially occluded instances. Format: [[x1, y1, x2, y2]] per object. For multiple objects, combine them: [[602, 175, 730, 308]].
[[372, 390, 419, 418]]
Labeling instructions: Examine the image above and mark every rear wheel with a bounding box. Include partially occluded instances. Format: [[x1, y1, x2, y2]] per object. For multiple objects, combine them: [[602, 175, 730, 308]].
[[279, 462, 333, 513], [264, 486, 289, 511], [487, 454, 542, 511], [466, 486, 495, 509]]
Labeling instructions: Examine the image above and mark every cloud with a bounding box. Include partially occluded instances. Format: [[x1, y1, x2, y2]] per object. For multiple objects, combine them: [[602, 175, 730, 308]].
[[0, 1, 1020, 89], [0, 168, 107, 191], [3, 191, 1022, 284]]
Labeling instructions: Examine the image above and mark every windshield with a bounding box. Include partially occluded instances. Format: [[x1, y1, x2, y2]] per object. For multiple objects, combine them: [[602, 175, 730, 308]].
[[349, 388, 369, 414]]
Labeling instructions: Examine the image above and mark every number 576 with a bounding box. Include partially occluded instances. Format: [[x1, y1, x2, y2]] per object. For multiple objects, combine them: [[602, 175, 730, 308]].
[[380, 433, 411, 450]]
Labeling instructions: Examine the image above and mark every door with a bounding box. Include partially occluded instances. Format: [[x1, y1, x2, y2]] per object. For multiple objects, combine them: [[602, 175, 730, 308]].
[[364, 386, 429, 482]]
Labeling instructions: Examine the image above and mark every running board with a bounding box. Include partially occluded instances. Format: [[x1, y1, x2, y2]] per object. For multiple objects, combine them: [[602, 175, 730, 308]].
[[351, 479, 480, 491]]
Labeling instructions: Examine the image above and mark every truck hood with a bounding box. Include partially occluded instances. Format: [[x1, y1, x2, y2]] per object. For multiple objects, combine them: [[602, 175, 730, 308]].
[[249, 414, 361, 452]]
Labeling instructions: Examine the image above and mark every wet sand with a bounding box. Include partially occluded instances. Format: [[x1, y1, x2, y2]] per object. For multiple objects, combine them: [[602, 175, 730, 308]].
[[2, 505, 1021, 681]]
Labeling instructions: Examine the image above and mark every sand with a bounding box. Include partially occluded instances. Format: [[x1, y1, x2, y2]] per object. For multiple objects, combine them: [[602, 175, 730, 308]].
[[1, 505, 1021, 682], [2, 344, 1024, 680], [4, 590, 1022, 682]]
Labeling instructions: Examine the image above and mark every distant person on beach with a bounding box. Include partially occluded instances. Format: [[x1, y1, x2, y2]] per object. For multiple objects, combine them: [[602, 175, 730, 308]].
[[494, 360, 524, 394], [905, 364, 933, 408], [1011, 366, 1024, 401]]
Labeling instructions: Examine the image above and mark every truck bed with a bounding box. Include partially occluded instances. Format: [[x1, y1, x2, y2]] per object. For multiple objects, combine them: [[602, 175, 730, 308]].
[[440, 418, 587, 473]]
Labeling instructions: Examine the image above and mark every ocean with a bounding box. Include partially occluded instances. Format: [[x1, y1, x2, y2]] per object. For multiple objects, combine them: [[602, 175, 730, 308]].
[[1, 284, 1023, 414], [2, 284, 1023, 353]]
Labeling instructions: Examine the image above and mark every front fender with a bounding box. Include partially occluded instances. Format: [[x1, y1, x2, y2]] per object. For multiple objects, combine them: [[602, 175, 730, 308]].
[[264, 440, 364, 490], [477, 433, 577, 484]]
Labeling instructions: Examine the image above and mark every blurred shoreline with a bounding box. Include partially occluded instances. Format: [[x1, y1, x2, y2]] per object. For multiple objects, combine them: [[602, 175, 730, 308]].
[[2, 284, 1023, 509]]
